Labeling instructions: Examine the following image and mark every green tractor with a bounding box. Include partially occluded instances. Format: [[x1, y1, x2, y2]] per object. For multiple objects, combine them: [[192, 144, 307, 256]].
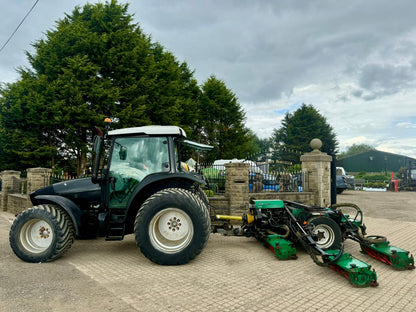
[[9, 123, 213, 265]]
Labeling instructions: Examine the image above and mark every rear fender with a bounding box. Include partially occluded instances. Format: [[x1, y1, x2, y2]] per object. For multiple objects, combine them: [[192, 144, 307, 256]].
[[128, 173, 205, 207], [123, 174, 204, 234], [32, 195, 82, 236]]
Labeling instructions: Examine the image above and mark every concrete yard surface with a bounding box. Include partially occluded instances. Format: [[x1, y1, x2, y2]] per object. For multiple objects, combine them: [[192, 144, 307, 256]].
[[0, 190, 415, 312]]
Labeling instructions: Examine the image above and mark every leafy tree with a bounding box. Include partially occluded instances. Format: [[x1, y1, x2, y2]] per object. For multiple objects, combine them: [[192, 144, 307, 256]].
[[257, 137, 273, 153], [0, 1, 256, 172], [0, 1, 201, 174], [197, 76, 257, 162], [0, 71, 58, 170], [272, 104, 338, 164], [337, 144, 375, 159]]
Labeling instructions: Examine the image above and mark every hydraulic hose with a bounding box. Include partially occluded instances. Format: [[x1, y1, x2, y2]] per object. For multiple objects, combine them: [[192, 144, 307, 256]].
[[265, 224, 290, 238]]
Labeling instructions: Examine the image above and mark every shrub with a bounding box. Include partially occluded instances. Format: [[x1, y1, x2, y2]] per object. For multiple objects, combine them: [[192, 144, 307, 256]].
[[364, 182, 387, 189]]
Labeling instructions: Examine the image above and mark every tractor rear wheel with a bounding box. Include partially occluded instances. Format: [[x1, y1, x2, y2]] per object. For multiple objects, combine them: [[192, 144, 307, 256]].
[[309, 216, 342, 250], [9, 204, 75, 262], [134, 188, 210, 265], [194, 186, 210, 210]]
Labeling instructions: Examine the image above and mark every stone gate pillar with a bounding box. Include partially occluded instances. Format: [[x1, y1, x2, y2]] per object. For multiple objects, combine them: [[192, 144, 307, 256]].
[[27, 168, 52, 194], [0, 170, 21, 211], [225, 162, 250, 215], [300, 139, 332, 207]]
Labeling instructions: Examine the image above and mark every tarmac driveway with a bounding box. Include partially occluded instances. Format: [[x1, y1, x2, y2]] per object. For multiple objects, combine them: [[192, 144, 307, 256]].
[[0, 190, 415, 312]]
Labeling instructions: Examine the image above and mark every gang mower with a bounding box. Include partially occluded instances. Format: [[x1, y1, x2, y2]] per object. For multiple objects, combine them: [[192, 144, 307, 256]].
[[214, 199, 414, 287]]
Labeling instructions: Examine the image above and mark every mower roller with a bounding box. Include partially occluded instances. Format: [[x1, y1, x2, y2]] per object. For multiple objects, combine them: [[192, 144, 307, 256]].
[[213, 199, 414, 287]]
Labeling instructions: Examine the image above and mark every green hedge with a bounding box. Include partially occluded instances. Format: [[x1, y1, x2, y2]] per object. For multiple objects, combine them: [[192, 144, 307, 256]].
[[364, 182, 387, 189]]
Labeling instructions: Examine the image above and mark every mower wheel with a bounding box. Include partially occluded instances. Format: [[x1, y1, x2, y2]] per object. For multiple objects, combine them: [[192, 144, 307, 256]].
[[309, 216, 342, 250], [134, 188, 210, 265], [9, 204, 75, 262]]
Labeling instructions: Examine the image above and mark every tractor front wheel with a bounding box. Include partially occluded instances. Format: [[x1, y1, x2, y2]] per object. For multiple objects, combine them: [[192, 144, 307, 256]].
[[9, 204, 75, 262], [134, 188, 210, 265], [309, 216, 342, 250]]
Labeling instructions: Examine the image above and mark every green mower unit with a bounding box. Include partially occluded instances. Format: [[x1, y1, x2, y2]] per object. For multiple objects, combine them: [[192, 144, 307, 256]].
[[264, 235, 297, 260], [332, 203, 415, 271], [326, 250, 378, 287], [360, 238, 415, 270], [214, 199, 414, 287]]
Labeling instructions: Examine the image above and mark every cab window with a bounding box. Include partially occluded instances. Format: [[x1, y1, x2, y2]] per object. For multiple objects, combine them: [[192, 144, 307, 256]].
[[108, 136, 169, 208]]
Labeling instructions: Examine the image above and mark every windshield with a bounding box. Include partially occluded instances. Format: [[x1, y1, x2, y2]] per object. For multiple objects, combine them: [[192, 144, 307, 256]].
[[108, 136, 170, 208]]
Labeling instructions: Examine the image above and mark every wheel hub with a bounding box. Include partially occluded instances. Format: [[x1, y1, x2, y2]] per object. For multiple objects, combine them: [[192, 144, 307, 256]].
[[167, 217, 181, 232], [39, 227, 50, 239], [312, 224, 334, 248], [149, 208, 193, 253], [317, 230, 326, 241], [20, 219, 54, 253]]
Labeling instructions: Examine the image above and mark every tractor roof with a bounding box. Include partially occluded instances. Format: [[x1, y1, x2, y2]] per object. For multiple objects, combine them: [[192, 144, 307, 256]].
[[108, 125, 187, 137]]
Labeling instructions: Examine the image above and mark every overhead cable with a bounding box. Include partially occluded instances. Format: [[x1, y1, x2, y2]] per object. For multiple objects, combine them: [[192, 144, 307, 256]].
[[0, 0, 40, 53]]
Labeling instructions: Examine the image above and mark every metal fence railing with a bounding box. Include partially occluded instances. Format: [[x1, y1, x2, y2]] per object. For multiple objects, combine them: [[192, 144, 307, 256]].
[[248, 168, 304, 192], [49, 173, 90, 185], [197, 164, 226, 194], [197, 162, 304, 195]]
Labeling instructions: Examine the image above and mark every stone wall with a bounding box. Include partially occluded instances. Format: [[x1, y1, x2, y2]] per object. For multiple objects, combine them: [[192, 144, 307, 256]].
[[216, 162, 317, 216], [0, 171, 20, 212], [216, 138, 331, 216], [7, 194, 30, 215], [0, 168, 51, 214], [207, 196, 230, 215], [249, 191, 314, 204], [1, 140, 331, 215]]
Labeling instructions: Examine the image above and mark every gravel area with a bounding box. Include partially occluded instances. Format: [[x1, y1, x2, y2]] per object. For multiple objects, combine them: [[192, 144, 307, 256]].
[[1, 190, 415, 312], [338, 190, 416, 222]]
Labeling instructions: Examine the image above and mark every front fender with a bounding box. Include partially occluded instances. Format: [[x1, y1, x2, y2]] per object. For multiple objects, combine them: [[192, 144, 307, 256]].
[[32, 195, 82, 236], [128, 172, 205, 206]]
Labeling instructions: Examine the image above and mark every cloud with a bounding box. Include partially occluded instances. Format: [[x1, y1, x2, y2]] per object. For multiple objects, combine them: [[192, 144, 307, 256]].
[[396, 122, 416, 129], [376, 138, 416, 159], [2, 0, 416, 159], [357, 62, 416, 99]]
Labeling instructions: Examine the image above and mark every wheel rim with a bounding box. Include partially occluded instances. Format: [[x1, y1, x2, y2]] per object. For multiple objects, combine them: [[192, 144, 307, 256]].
[[19, 219, 54, 253], [149, 208, 193, 254], [312, 224, 335, 249]]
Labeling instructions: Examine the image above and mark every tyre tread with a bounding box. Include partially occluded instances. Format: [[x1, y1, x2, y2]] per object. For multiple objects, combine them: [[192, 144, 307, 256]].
[[9, 204, 75, 262], [134, 188, 210, 265]]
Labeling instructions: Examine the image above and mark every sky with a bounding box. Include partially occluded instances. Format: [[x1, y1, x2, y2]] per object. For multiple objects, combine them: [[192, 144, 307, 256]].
[[1, 0, 416, 158]]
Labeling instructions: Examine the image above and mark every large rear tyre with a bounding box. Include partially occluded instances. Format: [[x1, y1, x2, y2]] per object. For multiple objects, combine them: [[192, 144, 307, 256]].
[[194, 186, 210, 210], [9, 204, 75, 262], [308, 216, 342, 250], [134, 188, 210, 265]]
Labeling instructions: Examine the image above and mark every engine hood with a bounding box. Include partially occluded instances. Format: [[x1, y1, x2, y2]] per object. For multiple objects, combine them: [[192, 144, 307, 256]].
[[31, 178, 101, 204]]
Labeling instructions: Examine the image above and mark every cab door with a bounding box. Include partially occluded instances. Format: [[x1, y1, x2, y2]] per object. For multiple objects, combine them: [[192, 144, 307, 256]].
[[106, 136, 171, 210]]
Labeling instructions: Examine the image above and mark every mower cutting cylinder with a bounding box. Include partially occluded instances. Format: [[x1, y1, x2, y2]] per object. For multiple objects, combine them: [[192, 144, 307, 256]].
[[360, 241, 415, 270], [264, 235, 297, 260], [326, 250, 378, 287]]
